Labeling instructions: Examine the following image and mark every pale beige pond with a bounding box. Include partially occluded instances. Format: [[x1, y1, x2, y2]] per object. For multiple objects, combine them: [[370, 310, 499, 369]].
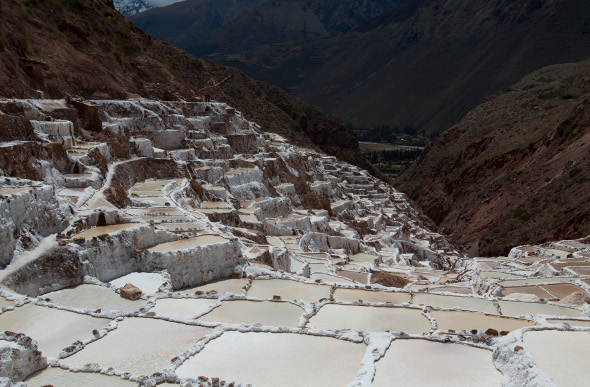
[[308, 304, 431, 333], [65, 318, 212, 376], [498, 300, 583, 318], [201, 201, 232, 209], [151, 298, 219, 320], [502, 286, 552, 299], [333, 288, 410, 304], [500, 277, 582, 287], [546, 318, 590, 327], [310, 273, 354, 285], [176, 331, 365, 386], [177, 278, 249, 295], [413, 293, 497, 314], [336, 270, 369, 284], [480, 271, 523, 279], [72, 223, 143, 239], [0, 304, 111, 357], [373, 340, 502, 386], [0, 186, 35, 195], [147, 234, 229, 252], [524, 330, 590, 386], [0, 296, 13, 308], [247, 279, 330, 302], [25, 367, 135, 387], [351, 252, 379, 263], [44, 284, 145, 313], [431, 310, 534, 332], [130, 179, 181, 192], [198, 300, 304, 327], [541, 283, 586, 299], [429, 286, 472, 295]]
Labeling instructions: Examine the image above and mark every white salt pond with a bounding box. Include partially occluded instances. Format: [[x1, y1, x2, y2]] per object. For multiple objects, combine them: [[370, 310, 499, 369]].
[[147, 234, 229, 252], [176, 331, 365, 386], [412, 293, 497, 314], [498, 300, 583, 318], [64, 318, 212, 376], [524, 330, 590, 386], [308, 304, 431, 333], [198, 300, 304, 327], [247, 279, 330, 302], [0, 296, 13, 308], [546, 318, 590, 327], [44, 284, 145, 313], [373, 340, 502, 386], [110, 272, 164, 295], [177, 278, 249, 295], [151, 298, 219, 320], [25, 367, 135, 387], [72, 223, 143, 239], [0, 304, 111, 357], [333, 288, 410, 304], [431, 310, 534, 332], [499, 277, 583, 287], [310, 272, 354, 285]]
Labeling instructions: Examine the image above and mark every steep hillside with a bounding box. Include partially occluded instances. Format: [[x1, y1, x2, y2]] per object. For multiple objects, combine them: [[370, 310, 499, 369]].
[[129, 0, 406, 54], [0, 0, 375, 175], [213, 0, 590, 135], [396, 59, 590, 256], [129, 0, 266, 50], [189, 0, 407, 56]]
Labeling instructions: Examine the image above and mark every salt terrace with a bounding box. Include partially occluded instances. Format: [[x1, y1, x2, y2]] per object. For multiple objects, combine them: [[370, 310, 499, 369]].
[[1, 99, 589, 386]]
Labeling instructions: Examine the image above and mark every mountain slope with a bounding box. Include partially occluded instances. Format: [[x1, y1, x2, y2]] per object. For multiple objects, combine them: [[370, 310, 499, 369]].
[[212, 0, 590, 135], [129, 0, 266, 50], [114, 0, 183, 15], [0, 0, 375, 175], [395, 59, 590, 256]]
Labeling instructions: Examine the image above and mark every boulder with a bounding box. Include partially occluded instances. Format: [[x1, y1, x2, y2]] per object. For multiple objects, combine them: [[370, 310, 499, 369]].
[[120, 283, 142, 300]]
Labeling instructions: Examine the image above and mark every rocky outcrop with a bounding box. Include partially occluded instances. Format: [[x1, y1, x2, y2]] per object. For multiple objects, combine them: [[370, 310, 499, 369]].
[[0, 332, 47, 382]]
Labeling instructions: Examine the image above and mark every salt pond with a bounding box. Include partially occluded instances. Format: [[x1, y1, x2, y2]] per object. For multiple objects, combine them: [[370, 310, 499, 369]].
[[198, 300, 304, 327], [44, 284, 145, 313], [25, 367, 135, 387], [176, 331, 366, 386], [0, 304, 111, 357], [247, 279, 330, 302], [151, 298, 219, 320], [308, 304, 431, 333], [524, 330, 590, 386], [498, 300, 583, 318], [373, 340, 502, 386], [413, 293, 497, 314], [64, 318, 212, 376], [332, 288, 410, 304], [431, 310, 534, 332], [176, 278, 249, 295], [109, 272, 164, 295], [147, 234, 228, 252], [72, 223, 143, 239]]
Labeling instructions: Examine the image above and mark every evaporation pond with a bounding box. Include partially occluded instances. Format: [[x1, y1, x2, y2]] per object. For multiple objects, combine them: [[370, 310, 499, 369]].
[[44, 284, 145, 313], [72, 223, 143, 239], [431, 310, 534, 332], [308, 304, 430, 333], [0, 296, 13, 308], [64, 318, 213, 375], [524, 330, 590, 386], [151, 298, 218, 320], [25, 367, 135, 387], [333, 288, 410, 304], [147, 234, 229, 252], [310, 272, 354, 285], [198, 300, 304, 327], [373, 340, 502, 386], [0, 304, 111, 357], [110, 272, 164, 295], [546, 318, 590, 327], [498, 300, 583, 317], [176, 331, 365, 386], [247, 279, 330, 302], [413, 293, 497, 314], [177, 278, 249, 295]]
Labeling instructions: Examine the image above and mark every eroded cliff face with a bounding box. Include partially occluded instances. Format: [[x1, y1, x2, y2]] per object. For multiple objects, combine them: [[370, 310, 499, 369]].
[[396, 59, 590, 256]]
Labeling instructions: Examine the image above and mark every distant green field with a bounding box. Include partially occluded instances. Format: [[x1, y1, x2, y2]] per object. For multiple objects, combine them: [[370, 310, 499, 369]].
[[359, 142, 422, 153]]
